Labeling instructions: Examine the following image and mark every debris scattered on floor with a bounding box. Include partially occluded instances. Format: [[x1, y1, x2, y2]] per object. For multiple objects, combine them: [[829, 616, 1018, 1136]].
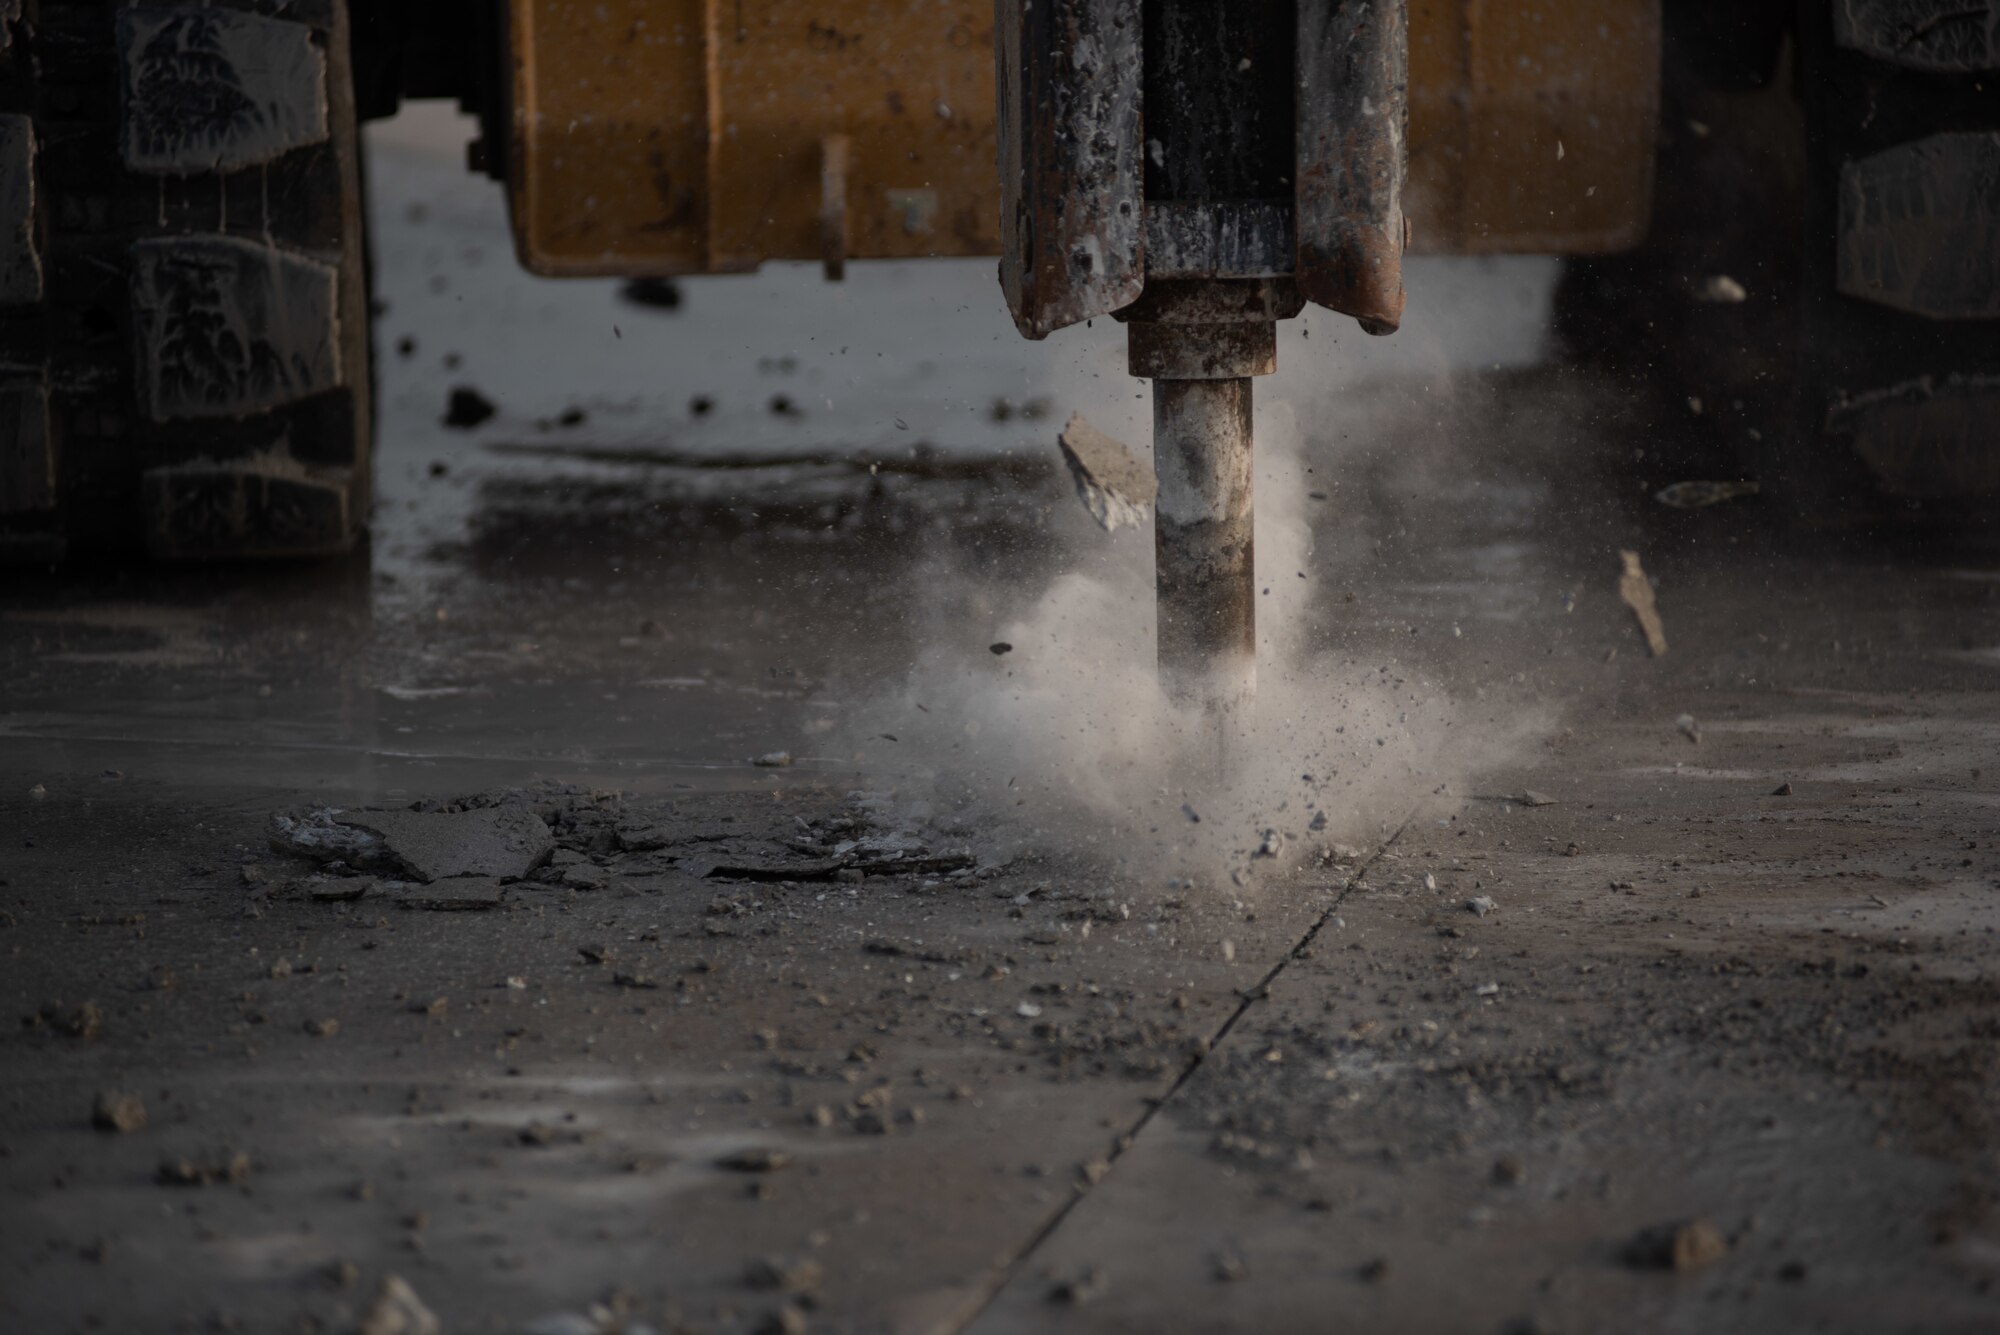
[[1676, 713, 1702, 744], [443, 385, 497, 429], [619, 276, 683, 310], [392, 879, 506, 911], [1057, 414, 1156, 533], [358, 1274, 440, 1335], [1049, 1265, 1110, 1305], [304, 1017, 341, 1037], [1771, 781, 1793, 796], [1695, 274, 1747, 303], [1625, 1217, 1730, 1271], [335, 806, 553, 882], [36, 1000, 104, 1040], [755, 1306, 809, 1335], [91, 1091, 146, 1134], [752, 751, 795, 768], [1466, 896, 1496, 917], [745, 1255, 824, 1295], [1654, 480, 1761, 509], [273, 804, 553, 883], [1492, 1154, 1527, 1186], [1518, 790, 1558, 807], [157, 1152, 252, 1187], [1617, 550, 1669, 656], [719, 1147, 790, 1173]]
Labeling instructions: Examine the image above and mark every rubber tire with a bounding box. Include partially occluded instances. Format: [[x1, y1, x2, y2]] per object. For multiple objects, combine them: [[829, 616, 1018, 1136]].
[[0, 0, 371, 563], [1776, 0, 2000, 532]]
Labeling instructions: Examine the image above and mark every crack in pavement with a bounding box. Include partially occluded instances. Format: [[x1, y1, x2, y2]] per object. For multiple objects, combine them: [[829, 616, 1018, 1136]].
[[939, 818, 1414, 1332]]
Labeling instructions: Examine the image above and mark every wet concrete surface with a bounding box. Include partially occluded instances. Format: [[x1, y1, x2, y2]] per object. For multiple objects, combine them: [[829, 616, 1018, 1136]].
[[3, 119, 2000, 1334]]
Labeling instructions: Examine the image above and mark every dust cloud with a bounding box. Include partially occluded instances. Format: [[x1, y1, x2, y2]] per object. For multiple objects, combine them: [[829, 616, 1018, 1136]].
[[835, 383, 1557, 890]]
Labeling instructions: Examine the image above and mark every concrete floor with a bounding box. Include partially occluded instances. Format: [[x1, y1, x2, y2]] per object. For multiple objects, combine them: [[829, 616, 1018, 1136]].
[[2, 118, 1997, 1335]]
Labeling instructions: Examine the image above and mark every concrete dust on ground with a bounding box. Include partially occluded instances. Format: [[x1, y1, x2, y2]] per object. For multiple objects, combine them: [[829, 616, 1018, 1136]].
[[2, 115, 1998, 1335]]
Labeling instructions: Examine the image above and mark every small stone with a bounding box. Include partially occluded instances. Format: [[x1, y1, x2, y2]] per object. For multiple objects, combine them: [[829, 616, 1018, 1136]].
[[1492, 1154, 1527, 1186], [1213, 1250, 1247, 1282], [1358, 1257, 1391, 1283], [1520, 791, 1558, 806], [1049, 1266, 1108, 1305], [718, 1147, 790, 1173], [1697, 274, 1747, 303], [1625, 1217, 1729, 1271], [304, 1017, 340, 1038], [753, 751, 794, 768], [43, 1001, 105, 1040], [755, 1306, 809, 1335], [358, 1274, 440, 1335], [92, 1091, 147, 1134], [745, 1255, 823, 1294], [1466, 896, 1496, 917], [157, 1151, 251, 1187], [443, 386, 496, 429], [1771, 782, 1793, 796]]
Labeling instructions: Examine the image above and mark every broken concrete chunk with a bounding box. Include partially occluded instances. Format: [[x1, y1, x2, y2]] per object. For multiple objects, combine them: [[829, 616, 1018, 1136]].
[[1058, 413, 1156, 533], [334, 806, 553, 883], [1695, 274, 1747, 303], [270, 810, 390, 870], [1617, 550, 1668, 657]]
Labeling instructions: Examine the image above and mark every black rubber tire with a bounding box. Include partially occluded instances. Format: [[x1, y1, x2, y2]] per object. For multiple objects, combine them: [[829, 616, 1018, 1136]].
[[0, 0, 372, 563], [1776, 0, 2000, 531]]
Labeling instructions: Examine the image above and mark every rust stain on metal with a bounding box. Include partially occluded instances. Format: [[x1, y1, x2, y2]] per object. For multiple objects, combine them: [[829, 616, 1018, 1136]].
[[1296, 0, 1409, 334], [996, 0, 1145, 338]]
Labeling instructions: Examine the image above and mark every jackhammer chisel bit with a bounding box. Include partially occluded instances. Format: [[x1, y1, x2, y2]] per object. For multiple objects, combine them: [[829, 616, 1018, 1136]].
[[997, 0, 1409, 760]]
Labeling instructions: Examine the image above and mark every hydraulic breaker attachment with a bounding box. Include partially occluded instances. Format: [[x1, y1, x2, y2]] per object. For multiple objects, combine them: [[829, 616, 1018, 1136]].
[[996, 0, 1409, 760]]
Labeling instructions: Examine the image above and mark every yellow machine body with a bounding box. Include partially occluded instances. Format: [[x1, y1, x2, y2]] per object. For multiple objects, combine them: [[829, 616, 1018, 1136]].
[[506, 0, 1661, 276]]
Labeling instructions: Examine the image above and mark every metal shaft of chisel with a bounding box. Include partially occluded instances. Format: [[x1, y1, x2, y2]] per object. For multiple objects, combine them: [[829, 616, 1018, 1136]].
[[1153, 376, 1256, 758], [1124, 279, 1299, 769]]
